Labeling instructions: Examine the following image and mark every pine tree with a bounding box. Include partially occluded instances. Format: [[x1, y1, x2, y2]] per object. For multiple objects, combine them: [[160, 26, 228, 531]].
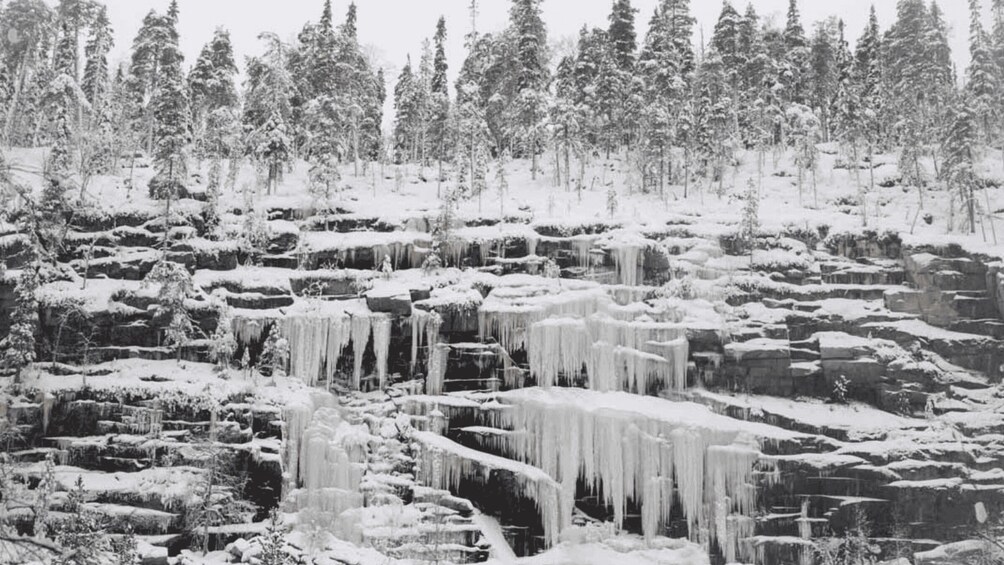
[[966, 0, 1000, 144], [885, 0, 936, 203], [430, 17, 451, 170], [188, 28, 238, 160], [711, 1, 743, 84], [943, 98, 980, 233], [258, 509, 293, 565], [128, 9, 174, 153], [144, 260, 194, 362], [148, 32, 189, 201], [608, 0, 637, 70], [0, 266, 38, 383], [808, 19, 840, 140], [783, 0, 809, 104], [736, 4, 769, 150], [855, 6, 882, 106], [1, 0, 55, 144], [81, 5, 112, 109], [393, 55, 418, 163], [53, 0, 90, 83], [637, 0, 694, 193], [243, 33, 294, 194], [334, 2, 381, 176], [509, 0, 549, 179], [740, 178, 759, 264]]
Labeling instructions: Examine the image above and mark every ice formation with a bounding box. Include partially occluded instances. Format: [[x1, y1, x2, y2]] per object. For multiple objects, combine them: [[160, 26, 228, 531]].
[[479, 286, 611, 352], [281, 391, 374, 532], [413, 430, 564, 547], [409, 309, 443, 373], [612, 245, 643, 287], [526, 315, 690, 392], [487, 388, 779, 559], [232, 314, 271, 345], [293, 405, 368, 517], [528, 318, 590, 388], [281, 391, 337, 496], [350, 314, 372, 390], [282, 313, 351, 387], [426, 343, 451, 396], [372, 315, 392, 389]]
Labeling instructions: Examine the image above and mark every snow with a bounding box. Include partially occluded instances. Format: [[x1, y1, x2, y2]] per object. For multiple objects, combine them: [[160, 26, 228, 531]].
[[687, 390, 927, 439], [491, 524, 708, 565]]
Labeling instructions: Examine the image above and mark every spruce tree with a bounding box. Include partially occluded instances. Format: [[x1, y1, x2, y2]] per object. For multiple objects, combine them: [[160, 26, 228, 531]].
[[148, 31, 189, 200], [82, 4, 112, 109], [188, 28, 238, 124], [783, 0, 809, 104], [393, 55, 418, 163], [710, 1, 742, 85], [1, 0, 55, 145], [608, 0, 637, 70], [430, 17, 451, 171], [808, 19, 839, 140], [188, 28, 238, 175], [510, 0, 549, 179], [128, 9, 174, 153], [966, 0, 1000, 144], [0, 266, 39, 383], [942, 99, 980, 233], [885, 0, 935, 200], [243, 33, 293, 194]]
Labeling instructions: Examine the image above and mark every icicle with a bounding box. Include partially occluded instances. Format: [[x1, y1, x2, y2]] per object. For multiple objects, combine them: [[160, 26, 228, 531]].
[[528, 318, 590, 387], [480, 287, 610, 352], [324, 316, 352, 386], [612, 245, 643, 286], [410, 310, 442, 373], [40, 392, 55, 435], [411, 310, 429, 372], [798, 498, 812, 539], [291, 403, 366, 521], [372, 315, 392, 390], [526, 235, 539, 258], [572, 238, 593, 268], [414, 431, 564, 547], [233, 315, 271, 346], [281, 391, 335, 497], [426, 343, 450, 396], [351, 314, 372, 390], [586, 342, 618, 392], [488, 388, 766, 553]]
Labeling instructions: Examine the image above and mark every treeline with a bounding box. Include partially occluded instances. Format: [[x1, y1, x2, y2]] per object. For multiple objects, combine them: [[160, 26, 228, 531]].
[[0, 0, 1002, 234], [391, 0, 1002, 233]]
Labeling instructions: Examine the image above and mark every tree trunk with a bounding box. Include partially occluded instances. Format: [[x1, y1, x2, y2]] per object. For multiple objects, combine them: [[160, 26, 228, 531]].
[[531, 137, 538, 181], [564, 130, 571, 194], [984, 181, 998, 245], [684, 151, 690, 199], [162, 163, 173, 253], [3, 52, 30, 146]]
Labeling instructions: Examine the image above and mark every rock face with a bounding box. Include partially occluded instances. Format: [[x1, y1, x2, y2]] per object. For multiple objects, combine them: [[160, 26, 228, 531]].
[[7, 201, 1004, 564], [3, 365, 285, 556]]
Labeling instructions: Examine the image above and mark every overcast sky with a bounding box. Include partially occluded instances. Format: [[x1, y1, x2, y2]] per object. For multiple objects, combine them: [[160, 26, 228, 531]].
[[101, 0, 976, 97]]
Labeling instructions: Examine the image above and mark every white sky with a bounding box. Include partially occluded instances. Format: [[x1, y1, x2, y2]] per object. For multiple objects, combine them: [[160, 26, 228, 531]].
[[100, 0, 975, 111]]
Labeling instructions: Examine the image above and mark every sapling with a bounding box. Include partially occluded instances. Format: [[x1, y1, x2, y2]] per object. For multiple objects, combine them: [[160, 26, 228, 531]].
[[740, 178, 759, 266]]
